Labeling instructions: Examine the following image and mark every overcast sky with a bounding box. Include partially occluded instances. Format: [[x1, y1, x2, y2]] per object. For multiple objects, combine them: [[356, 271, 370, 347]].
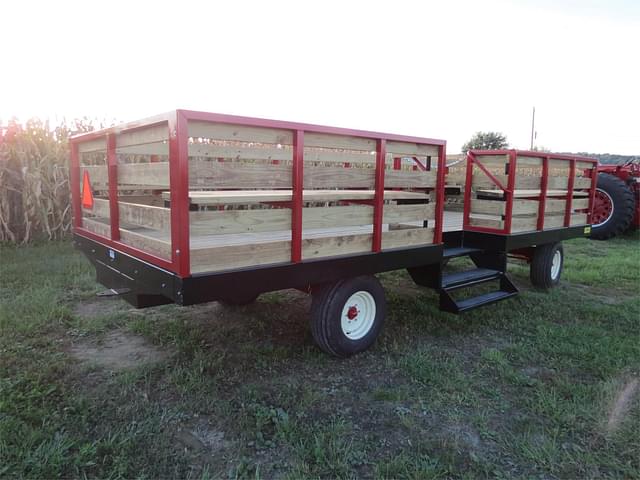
[[2, 0, 638, 154]]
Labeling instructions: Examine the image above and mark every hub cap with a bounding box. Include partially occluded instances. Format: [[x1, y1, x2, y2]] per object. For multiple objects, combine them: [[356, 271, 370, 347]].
[[550, 250, 562, 280], [592, 189, 614, 227], [341, 291, 376, 340]]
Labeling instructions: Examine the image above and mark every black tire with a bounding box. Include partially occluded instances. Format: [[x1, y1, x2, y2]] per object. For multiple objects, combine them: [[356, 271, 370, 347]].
[[530, 242, 563, 289], [591, 173, 634, 240], [219, 293, 259, 306], [310, 276, 386, 357]]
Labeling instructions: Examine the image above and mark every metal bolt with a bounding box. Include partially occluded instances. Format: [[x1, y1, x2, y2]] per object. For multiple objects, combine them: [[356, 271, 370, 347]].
[[161, 283, 166, 288], [175, 249, 180, 255]]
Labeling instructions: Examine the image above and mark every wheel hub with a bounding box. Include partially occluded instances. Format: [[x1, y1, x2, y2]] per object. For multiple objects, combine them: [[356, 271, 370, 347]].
[[592, 188, 614, 226], [347, 305, 359, 320], [340, 291, 376, 340]]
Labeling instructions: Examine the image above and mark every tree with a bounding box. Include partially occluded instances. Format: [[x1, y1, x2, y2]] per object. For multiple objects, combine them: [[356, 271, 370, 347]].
[[462, 131, 508, 154]]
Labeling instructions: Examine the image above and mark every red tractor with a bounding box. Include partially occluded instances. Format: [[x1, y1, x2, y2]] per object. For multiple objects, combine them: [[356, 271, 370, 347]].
[[590, 160, 640, 239]]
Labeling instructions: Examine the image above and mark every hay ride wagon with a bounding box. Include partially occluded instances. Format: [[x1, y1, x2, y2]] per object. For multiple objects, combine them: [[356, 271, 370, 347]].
[[71, 110, 597, 357]]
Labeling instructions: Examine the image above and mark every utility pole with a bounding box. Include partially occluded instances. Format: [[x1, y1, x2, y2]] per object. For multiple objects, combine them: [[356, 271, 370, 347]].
[[530, 106, 536, 150]]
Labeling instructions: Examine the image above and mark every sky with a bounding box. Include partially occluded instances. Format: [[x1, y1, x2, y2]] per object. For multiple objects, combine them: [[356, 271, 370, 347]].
[[1, 0, 639, 155]]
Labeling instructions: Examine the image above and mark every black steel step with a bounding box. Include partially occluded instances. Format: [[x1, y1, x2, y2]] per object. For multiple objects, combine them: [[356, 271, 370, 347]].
[[454, 290, 518, 312], [441, 268, 501, 290], [442, 246, 483, 259]]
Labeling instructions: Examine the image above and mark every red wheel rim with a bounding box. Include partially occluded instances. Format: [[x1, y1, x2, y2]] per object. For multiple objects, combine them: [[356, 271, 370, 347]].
[[592, 189, 614, 226]]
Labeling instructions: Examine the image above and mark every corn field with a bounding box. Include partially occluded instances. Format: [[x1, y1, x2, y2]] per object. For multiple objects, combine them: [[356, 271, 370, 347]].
[[0, 118, 97, 244]]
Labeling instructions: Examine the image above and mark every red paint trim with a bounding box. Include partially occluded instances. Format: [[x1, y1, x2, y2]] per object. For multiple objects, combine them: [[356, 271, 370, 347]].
[[168, 113, 190, 277], [587, 165, 598, 224], [537, 156, 549, 230], [291, 130, 304, 263], [434, 144, 447, 243], [70, 142, 82, 228], [503, 151, 518, 234], [564, 158, 576, 227], [372, 139, 386, 252], [107, 134, 120, 241], [462, 151, 474, 230], [469, 149, 596, 163], [179, 109, 446, 146], [76, 229, 174, 271]]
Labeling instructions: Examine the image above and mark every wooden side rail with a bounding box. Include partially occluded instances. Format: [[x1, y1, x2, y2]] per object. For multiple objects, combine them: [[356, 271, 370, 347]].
[[462, 150, 598, 234]]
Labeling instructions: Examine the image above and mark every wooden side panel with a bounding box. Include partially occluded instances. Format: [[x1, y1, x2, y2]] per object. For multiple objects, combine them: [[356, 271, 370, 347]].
[[190, 160, 291, 189], [80, 165, 108, 186], [191, 208, 292, 236], [84, 198, 111, 218], [188, 121, 293, 145], [471, 199, 506, 216], [385, 141, 439, 157], [304, 132, 375, 151], [191, 240, 291, 272], [78, 138, 107, 153], [382, 228, 434, 249], [119, 202, 171, 231], [117, 124, 169, 148], [119, 163, 170, 188]]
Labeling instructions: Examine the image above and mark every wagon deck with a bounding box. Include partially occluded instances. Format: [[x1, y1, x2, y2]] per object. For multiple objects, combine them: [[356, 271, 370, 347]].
[[71, 110, 598, 357]]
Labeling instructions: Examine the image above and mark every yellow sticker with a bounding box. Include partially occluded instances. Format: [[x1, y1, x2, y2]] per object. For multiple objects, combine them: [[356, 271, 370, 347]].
[[584, 226, 591, 234]]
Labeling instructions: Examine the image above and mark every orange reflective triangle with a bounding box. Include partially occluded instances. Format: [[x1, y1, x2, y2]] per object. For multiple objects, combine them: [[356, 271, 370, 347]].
[[81, 170, 94, 209]]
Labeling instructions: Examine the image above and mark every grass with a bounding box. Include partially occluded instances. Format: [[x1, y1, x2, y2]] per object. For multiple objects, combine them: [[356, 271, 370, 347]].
[[0, 232, 639, 478]]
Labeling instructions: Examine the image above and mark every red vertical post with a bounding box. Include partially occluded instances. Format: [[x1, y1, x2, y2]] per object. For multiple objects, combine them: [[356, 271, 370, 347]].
[[434, 144, 446, 243], [462, 151, 474, 230], [536, 155, 549, 231], [587, 162, 598, 224], [503, 150, 518, 234], [168, 111, 191, 277], [107, 134, 120, 241], [372, 139, 386, 252], [564, 158, 576, 227], [291, 130, 304, 263], [70, 141, 82, 229]]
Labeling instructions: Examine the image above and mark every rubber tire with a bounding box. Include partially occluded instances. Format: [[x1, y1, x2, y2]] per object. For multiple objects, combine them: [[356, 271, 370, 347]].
[[591, 173, 634, 240], [310, 276, 386, 358], [530, 242, 563, 289], [220, 293, 259, 306]]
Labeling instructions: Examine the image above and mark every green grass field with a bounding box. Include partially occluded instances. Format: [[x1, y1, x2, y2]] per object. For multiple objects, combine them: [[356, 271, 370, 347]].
[[1, 233, 639, 479]]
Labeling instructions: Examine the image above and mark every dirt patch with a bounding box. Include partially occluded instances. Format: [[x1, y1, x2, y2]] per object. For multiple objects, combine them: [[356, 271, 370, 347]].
[[605, 377, 639, 435], [73, 296, 129, 318], [70, 329, 168, 370]]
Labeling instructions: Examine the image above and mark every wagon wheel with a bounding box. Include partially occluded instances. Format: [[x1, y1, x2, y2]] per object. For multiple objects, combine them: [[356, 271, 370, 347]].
[[310, 276, 386, 357], [530, 242, 563, 289]]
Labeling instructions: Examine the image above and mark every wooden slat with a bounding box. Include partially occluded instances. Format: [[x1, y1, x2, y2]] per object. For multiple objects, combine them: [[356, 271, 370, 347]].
[[80, 165, 108, 186], [188, 121, 293, 145], [471, 199, 506, 216], [304, 132, 375, 151], [119, 163, 169, 188], [190, 160, 290, 189], [119, 202, 171, 231], [572, 177, 592, 189], [476, 189, 589, 199], [577, 161, 596, 170], [116, 143, 169, 156], [78, 138, 107, 153], [191, 208, 291, 236], [82, 217, 110, 237], [167, 189, 429, 205], [515, 155, 543, 167], [117, 124, 169, 148], [470, 213, 589, 232], [83, 197, 110, 218], [385, 141, 439, 157], [382, 227, 434, 249], [82, 217, 171, 258], [189, 203, 434, 236]]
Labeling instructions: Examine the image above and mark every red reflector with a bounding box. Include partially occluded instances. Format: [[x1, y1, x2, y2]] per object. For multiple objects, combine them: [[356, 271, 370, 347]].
[[81, 170, 94, 209]]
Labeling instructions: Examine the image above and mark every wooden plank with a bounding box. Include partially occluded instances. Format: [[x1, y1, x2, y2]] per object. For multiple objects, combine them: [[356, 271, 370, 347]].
[[570, 213, 588, 226], [188, 121, 293, 145], [82, 217, 110, 237], [83, 197, 110, 218], [476, 189, 589, 199], [304, 132, 375, 151], [385, 141, 439, 157], [302, 233, 372, 260], [577, 161, 596, 170], [116, 143, 169, 156], [470, 212, 589, 232], [191, 240, 291, 272], [572, 177, 592, 189], [382, 227, 434, 249], [118, 228, 171, 259], [78, 137, 107, 153], [119, 201, 171, 231], [515, 155, 543, 167], [304, 205, 373, 230], [167, 189, 429, 205], [119, 163, 170, 188], [304, 166, 436, 189], [117, 124, 169, 148], [191, 208, 292, 236], [471, 198, 505, 216], [190, 160, 291, 189]]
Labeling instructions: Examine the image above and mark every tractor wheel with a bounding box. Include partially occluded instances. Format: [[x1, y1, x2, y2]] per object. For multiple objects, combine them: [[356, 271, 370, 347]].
[[220, 293, 260, 306], [590, 173, 634, 240], [530, 242, 564, 289], [310, 276, 386, 357]]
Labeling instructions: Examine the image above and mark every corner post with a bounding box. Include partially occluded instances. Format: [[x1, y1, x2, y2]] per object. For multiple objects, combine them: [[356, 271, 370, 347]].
[[462, 151, 474, 230], [564, 158, 576, 227], [372, 139, 386, 252], [434, 143, 447, 243], [291, 130, 304, 263], [537, 155, 549, 231], [107, 133, 120, 240], [70, 141, 82, 229], [168, 111, 191, 277], [503, 150, 518, 234]]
